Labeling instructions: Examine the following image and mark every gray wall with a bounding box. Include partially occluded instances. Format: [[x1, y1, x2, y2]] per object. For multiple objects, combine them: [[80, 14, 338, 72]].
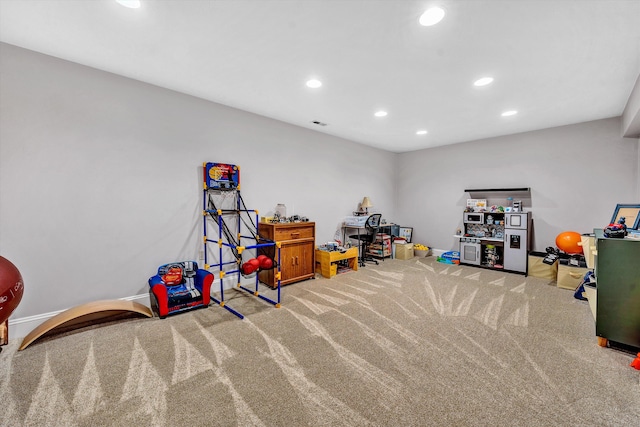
[[637, 139, 640, 199], [2, 43, 639, 322], [0, 43, 397, 318], [396, 119, 639, 252], [622, 74, 640, 137]]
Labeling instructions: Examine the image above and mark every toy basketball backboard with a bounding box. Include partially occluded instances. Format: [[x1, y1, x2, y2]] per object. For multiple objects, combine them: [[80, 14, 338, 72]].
[[204, 163, 240, 190]]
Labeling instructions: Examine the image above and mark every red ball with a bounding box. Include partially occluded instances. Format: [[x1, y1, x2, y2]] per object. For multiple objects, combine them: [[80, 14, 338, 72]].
[[241, 258, 260, 275], [555, 231, 583, 255], [259, 257, 273, 270], [0, 256, 24, 324], [241, 263, 256, 275]]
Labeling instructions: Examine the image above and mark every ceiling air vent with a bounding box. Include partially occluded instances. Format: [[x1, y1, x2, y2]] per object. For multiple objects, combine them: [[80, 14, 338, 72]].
[[311, 120, 327, 126]]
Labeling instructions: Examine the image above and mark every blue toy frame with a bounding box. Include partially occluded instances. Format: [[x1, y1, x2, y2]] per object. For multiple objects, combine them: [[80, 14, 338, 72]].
[[610, 204, 640, 230], [202, 162, 281, 319]]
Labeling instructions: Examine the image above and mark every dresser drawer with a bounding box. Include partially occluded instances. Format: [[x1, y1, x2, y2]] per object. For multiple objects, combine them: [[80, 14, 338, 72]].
[[274, 225, 314, 241]]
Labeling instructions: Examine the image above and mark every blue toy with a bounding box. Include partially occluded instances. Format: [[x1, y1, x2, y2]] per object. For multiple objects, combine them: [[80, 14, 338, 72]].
[[437, 251, 460, 264]]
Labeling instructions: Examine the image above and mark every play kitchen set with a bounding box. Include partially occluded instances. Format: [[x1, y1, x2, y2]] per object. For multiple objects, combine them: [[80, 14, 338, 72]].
[[457, 188, 532, 274]]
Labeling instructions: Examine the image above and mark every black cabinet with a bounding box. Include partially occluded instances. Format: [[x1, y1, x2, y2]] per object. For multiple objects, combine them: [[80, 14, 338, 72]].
[[593, 229, 640, 349]]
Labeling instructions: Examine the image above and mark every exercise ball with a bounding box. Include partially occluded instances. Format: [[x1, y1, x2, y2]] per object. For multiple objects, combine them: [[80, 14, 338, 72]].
[[0, 256, 24, 324], [555, 231, 583, 254]]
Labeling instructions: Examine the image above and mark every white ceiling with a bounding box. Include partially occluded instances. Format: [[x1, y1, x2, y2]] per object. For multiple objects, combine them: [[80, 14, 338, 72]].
[[1, 0, 640, 153]]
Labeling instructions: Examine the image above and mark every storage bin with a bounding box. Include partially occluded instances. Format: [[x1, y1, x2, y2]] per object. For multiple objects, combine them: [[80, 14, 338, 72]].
[[557, 259, 590, 290], [414, 249, 431, 257], [394, 243, 414, 260], [528, 251, 558, 281], [579, 234, 596, 269]]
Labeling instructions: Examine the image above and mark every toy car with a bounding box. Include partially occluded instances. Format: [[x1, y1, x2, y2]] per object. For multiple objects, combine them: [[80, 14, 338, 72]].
[[604, 223, 626, 238]]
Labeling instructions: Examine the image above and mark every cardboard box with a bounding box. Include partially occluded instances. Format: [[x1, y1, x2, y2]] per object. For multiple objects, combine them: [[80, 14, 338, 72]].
[[394, 243, 414, 260], [528, 252, 558, 281]]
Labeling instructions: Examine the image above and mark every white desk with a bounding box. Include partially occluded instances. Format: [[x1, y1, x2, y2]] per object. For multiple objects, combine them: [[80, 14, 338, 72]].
[[342, 223, 396, 263]]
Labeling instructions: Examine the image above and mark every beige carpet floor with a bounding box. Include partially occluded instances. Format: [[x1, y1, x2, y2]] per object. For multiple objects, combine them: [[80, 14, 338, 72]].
[[1, 257, 638, 426]]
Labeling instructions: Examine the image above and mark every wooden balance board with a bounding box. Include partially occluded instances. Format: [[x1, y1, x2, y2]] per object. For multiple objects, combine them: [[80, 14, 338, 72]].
[[19, 299, 153, 350]]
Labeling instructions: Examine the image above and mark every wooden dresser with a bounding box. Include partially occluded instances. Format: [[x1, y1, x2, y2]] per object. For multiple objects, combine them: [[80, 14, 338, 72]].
[[258, 222, 315, 287]]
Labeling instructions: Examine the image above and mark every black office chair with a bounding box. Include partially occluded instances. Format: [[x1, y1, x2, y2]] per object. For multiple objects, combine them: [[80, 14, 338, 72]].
[[349, 213, 381, 266]]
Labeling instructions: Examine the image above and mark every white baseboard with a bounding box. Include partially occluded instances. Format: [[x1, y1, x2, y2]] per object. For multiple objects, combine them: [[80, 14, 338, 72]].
[[6, 293, 153, 344], [6, 278, 235, 343]]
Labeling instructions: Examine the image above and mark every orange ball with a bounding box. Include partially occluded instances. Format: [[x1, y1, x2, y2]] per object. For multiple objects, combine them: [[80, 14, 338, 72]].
[[555, 231, 583, 254]]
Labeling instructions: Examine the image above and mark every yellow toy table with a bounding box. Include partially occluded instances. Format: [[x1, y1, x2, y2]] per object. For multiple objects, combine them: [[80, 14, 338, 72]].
[[315, 247, 358, 278]]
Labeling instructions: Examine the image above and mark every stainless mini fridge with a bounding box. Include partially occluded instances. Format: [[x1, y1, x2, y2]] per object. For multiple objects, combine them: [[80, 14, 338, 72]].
[[503, 212, 531, 273]]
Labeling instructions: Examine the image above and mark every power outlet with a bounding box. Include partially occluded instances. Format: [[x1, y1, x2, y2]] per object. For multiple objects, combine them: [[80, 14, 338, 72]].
[[199, 250, 204, 260]]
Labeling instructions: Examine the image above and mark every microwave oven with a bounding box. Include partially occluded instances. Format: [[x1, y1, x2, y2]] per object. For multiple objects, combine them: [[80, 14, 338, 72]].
[[463, 212, 484, 224]]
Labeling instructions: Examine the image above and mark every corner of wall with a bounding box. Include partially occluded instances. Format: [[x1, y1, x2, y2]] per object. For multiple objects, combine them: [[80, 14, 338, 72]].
[[622, 73, 640, 137]]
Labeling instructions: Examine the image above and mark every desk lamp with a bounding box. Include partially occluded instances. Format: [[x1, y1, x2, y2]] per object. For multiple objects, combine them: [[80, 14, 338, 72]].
[[361, 197, 373, 214]]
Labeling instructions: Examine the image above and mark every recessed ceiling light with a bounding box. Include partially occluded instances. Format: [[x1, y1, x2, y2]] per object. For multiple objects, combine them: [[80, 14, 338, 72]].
[[474, 77, 494, 87], [501, 110, 518, 117], [416, 130, 428, 135], [419, 7, 445, 26], [374, 111, 388, 117], [306, 79, 322, 89], [116, 0, 141, 8]]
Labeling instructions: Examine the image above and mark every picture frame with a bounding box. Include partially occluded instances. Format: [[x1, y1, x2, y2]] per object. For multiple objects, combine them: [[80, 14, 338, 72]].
[[611, 204, 640, 230], [398, 226, 413, 243]]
